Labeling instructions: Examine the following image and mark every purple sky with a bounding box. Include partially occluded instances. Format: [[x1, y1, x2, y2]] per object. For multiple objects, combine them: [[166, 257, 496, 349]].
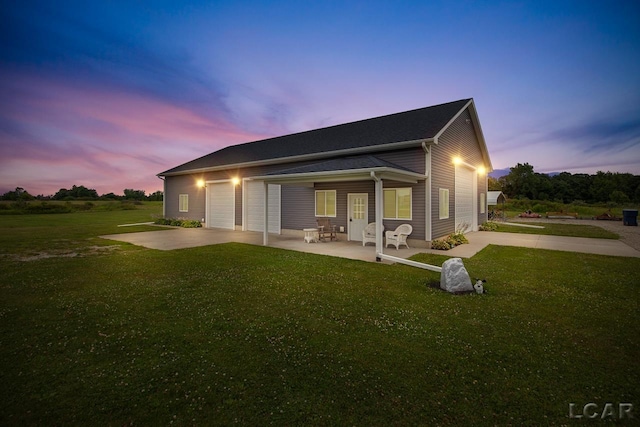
[[1, 1, 639, 196]]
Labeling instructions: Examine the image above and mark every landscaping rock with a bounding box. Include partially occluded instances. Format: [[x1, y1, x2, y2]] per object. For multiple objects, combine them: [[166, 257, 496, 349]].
[[440, 258, 473, 293]]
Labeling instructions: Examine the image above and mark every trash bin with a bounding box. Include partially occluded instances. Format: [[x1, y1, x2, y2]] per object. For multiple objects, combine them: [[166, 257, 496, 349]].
[[622, 209, 638, 226]]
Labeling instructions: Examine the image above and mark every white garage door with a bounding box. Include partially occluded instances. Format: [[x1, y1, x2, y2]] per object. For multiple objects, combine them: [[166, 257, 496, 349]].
[[207, 182, 235, 229], [244, 180, 281, 233], [455, 165, 474, 232]]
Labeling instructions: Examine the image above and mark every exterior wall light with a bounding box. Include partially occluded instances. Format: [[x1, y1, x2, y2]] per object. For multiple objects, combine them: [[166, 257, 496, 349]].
[[477, 166, 486, 175], [232, 177, 240, 186], [197, 179, 205, 188], [452, 157, 462, 165]]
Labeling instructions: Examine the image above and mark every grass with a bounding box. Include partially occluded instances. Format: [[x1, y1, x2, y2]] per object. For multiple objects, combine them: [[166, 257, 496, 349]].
[[492, 221, 620, 239], [0, 202, 164, 255], [1, 207, 639, 425], [498, 199, 639, 219]]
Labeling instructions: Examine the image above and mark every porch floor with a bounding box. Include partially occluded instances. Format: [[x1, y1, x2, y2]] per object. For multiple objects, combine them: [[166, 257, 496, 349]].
[[101, 227, 427, 263]]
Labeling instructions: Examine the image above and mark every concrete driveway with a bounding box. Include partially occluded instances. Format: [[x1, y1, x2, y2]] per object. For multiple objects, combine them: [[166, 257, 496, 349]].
[[101, 226, 640, 261]]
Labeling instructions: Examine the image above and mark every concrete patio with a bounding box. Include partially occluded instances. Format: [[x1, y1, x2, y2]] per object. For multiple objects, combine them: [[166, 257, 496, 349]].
[[101, 226, 640, 262]]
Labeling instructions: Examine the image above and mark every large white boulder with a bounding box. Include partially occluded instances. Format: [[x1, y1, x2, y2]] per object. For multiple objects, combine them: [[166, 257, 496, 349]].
[[440, 257, 473, 293]]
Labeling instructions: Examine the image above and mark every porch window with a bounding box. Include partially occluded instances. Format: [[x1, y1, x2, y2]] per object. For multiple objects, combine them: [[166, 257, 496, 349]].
[[179, 194, 189, 212], [480, 192, 486, 214], [383, 188, 411, 220], [439, 188, 449, 219], [315, 190, 336, 217]]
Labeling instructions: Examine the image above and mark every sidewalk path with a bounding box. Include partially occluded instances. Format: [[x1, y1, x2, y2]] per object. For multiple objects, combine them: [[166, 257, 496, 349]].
[[443, 231, 640, 258]]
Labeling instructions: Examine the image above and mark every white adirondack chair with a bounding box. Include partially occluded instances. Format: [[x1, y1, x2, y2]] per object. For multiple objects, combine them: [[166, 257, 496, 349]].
[[385, 224, 413, 250]]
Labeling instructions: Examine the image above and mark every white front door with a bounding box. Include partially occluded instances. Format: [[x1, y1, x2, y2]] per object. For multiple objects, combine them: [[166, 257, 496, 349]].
[[348, 193, 368, 241]]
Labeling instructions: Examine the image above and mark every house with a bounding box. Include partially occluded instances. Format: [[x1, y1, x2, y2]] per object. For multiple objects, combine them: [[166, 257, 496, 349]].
[[158, 98, 492, 254]]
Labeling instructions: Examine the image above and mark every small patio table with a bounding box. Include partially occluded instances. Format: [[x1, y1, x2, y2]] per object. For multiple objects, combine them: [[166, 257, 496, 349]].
[[303, 228, 319, 243]]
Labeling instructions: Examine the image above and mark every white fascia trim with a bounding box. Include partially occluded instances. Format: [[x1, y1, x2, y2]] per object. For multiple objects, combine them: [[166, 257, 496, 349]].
[[456, 160, 477, 171], [206, 178, 234, 184], [159, 139, 432, 177], [467, 101, 493, 171]]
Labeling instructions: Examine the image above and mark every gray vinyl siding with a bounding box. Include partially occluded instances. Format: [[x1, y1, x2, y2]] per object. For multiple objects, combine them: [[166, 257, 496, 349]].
[[164, 147, 428, 232], [376, 147, 425, 174], [163, 174, 207, 221], [431, 108, 487, 239], [281, 186, 316, 230]]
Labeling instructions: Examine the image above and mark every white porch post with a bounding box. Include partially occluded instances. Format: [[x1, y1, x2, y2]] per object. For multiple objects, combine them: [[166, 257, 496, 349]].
[[263, 181, 269, 246], [374, 176, 384, 261]]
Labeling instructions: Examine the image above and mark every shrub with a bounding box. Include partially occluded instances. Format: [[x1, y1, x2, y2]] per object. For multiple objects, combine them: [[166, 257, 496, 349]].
[[154, 218, 202, 228], [180, 220, 202, 228], [450, 231, 468, 245], [430, 238, 452, 250], [431, 231, 469, 251], [479, 221, 498, 231]]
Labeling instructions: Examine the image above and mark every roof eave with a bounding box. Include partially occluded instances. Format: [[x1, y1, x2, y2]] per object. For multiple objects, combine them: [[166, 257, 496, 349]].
[[250, 166, 427, 185]]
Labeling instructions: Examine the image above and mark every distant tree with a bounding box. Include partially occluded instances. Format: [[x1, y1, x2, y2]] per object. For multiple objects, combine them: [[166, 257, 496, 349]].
[[500, 163, 538, 199], [147, 190, 163, 201], [488, 176, 501, 191], [53, 185, 98, 200], [124, 189, 146, 200], [100, 192, 121, 200], [1, 187, 34, 201], [610, 190, 630, 205], [497, 164, 639, 204]]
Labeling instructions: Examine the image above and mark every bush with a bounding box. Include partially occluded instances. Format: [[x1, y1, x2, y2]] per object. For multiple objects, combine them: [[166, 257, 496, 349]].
[[431, 231, 469, 251], [479, 221, 498, 231], [449, 231, 468, 245], [181, 220, 202, 228], [430, 238, 453, 250], [23, 202, 73, 214], [155, 218, 202, 228]]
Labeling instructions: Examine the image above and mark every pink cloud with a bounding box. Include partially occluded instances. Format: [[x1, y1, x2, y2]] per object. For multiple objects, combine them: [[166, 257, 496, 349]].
[[0, 71, 270, 196]]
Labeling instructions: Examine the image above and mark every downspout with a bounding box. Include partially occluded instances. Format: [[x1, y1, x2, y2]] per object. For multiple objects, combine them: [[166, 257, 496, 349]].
[[422, 141, 431, 242], [370, 171, 383, 262], [157, 175, 166, 218], [371, 166, 443, 273]]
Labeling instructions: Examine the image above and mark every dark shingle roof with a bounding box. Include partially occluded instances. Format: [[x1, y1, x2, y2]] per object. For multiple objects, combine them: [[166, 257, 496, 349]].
[[265, 155, 417, 176], [160, 99, 470, 175]]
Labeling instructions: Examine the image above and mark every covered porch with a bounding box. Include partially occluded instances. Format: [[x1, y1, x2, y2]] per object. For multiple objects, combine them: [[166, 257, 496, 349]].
[[250, 155, 427, 263]]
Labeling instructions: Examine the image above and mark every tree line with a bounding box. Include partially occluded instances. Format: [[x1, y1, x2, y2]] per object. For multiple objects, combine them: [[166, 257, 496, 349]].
[[490, 163, 640, 204], [1, 185, 163, 201]]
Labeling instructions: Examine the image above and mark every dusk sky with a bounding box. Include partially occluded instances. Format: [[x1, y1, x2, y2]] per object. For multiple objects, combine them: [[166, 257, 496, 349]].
[[1, 0, 639, 196]]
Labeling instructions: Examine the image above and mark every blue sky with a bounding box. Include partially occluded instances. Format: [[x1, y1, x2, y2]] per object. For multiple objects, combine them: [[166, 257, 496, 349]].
[[1, 0, 639, 195]]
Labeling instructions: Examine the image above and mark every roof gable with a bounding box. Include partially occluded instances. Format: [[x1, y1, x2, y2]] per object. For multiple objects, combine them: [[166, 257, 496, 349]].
[[160, 98, 471, 176]]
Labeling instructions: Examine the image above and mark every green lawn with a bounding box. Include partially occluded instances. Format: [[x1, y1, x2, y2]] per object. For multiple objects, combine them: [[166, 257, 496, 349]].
[[494, 221, 619, 239], [1, 207, 638, 425]]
